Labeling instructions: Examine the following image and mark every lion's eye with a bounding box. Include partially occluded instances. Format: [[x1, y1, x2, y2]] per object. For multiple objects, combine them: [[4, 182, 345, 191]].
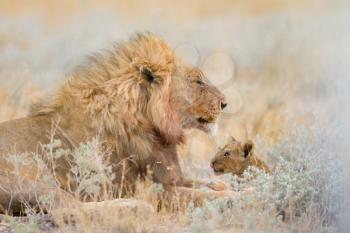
[[224, 151, 230, 157], [141, 67, 156, 83], [196, 80, 204, 86]]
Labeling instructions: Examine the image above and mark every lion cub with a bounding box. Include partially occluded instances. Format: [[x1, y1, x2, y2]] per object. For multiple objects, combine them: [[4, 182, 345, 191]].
[[211, 137, 270, 177]]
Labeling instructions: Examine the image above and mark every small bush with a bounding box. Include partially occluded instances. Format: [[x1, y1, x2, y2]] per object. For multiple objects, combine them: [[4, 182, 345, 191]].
[[186, 124, 345, 233]]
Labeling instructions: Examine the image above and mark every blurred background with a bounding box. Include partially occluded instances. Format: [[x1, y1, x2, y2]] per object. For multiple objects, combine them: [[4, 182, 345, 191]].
[[0, 0, 349, 230]]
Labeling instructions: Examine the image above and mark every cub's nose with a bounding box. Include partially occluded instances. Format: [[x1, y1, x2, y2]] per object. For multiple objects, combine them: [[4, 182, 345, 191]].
[[221, 102, 228, 110], [210, 162, 215, 168]]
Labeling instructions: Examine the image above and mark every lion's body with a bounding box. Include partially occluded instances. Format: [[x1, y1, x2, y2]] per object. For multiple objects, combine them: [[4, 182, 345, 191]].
[[0, 33, 226, 212], [0, 116, 52, 155]]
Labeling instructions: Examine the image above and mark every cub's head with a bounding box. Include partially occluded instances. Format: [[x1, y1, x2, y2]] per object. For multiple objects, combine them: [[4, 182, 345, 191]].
[[211, 137, 254, 175]]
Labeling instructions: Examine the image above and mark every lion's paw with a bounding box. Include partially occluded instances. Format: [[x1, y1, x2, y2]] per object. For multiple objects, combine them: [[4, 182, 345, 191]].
[[207, 181, 227, 191]]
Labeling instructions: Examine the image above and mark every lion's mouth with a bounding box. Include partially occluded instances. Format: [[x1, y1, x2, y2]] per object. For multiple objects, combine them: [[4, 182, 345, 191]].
[[197, 117, 210, 124], [196, 117, 218, 135], [211, 162, 225, 175], [197, 117, 216, 124], [194, 117, 218, 135], [213, 168, 225, 175]]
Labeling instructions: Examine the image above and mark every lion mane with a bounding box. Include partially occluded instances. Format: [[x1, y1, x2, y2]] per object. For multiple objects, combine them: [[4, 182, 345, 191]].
[[33, 33, 181, 148], [0, 33, 227, 211]]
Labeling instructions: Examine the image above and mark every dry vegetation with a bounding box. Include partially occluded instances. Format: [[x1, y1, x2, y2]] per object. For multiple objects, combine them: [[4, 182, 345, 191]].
[[0, 0, 350, 232]]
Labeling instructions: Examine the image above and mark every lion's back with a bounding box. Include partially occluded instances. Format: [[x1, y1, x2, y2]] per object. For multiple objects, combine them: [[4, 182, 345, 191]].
[[0, 116, 52, 156]]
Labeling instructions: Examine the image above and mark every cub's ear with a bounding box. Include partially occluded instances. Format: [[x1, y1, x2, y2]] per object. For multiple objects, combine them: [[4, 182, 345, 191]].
[[243, 140, 254, 158], [140, 66, 156, 83]]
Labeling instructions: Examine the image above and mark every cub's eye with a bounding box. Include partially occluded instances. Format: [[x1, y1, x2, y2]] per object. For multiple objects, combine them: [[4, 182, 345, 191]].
[[224, 151, 230, 157], [196, 80, 204, 85]]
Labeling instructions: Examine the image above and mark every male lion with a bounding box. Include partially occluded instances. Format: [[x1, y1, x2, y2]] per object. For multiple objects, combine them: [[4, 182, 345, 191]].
[[0, 33, 227, 212]]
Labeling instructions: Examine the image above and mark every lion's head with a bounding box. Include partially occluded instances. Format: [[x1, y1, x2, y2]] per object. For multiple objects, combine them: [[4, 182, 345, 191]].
[[31, 33, 226, 148], [170, 60, 227, 134]]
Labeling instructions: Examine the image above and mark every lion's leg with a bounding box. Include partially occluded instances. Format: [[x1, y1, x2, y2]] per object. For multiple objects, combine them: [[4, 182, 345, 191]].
[[174, 186, 235, 200], [152, 148, 228, 191], [177, 178, 210, 188], [159, 185, 236, 209], [177, 178, 227, 191], [0, 172, 75, 215]]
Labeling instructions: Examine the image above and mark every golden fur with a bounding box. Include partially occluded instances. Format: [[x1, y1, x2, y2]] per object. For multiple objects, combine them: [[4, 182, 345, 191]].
[[211, 137, 270, 176], [0, 33, 227, 211]]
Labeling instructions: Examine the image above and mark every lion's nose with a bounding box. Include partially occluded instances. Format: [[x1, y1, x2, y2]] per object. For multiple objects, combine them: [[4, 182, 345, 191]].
[[210, 162, 215, 168], [221, 102, 228, 110]]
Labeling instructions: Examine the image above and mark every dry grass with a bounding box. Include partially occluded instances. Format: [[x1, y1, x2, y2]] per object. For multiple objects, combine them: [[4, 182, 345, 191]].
[[0, 0, 350, 232]]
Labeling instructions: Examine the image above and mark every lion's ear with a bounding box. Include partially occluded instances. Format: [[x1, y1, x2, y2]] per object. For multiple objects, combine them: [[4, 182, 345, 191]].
[[243, 140, 254, 158], [140, 66, 156, 83], [229, 136, 238, 143]]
